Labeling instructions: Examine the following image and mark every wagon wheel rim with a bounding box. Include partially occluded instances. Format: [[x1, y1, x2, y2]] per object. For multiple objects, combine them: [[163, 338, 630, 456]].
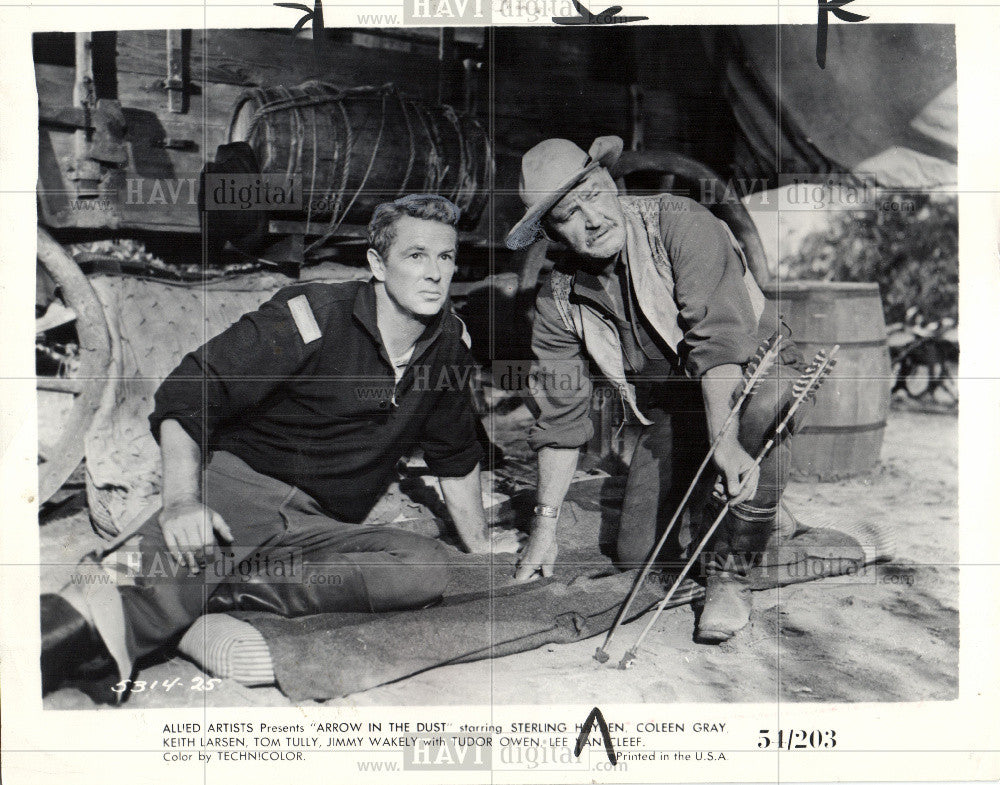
[[36, 226, 112, 505]]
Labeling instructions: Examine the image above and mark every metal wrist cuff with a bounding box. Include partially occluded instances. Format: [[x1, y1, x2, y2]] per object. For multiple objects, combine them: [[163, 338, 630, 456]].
[[533, 504, 561, 519]]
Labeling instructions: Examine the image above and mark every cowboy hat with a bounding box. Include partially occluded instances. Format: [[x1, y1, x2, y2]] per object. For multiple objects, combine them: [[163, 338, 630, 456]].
[[505, 135, 624, 250]]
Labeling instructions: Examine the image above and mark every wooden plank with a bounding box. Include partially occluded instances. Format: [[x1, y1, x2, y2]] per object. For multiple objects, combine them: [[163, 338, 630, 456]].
[[37, 128, 73, 227], [41, 32, 686, 163], [38, 62, 230, 133], [37, 377, 84, 395], [114, 29, 448, 101], [495, 28, 593, 72], [35, 63, 75, 106], [38, 127, 123, 229], [38, 106, 89, 129], [165, 30, 187, 113]]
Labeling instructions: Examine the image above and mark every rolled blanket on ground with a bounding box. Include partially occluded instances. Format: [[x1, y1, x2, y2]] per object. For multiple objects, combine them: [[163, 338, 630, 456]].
[[748, 519, 896, 590], [235, 568, 702, 702], [176, 481, 894, 701]]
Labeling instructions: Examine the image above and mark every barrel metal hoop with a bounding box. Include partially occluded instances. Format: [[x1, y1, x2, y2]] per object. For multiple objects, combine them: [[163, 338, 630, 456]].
[[798, 420, 888, 435], [794, 338, 888, 349], [763, 286, 880, 300]]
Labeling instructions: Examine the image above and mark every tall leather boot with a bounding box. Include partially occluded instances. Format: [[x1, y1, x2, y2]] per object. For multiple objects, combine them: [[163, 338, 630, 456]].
[[205, 562, 375, 616], [696, 497, 777, 644], [40, 593, 123, 703]]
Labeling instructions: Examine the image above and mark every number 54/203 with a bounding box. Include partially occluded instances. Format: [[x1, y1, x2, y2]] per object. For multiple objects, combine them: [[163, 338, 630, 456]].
[[758, 729, 837, 749]]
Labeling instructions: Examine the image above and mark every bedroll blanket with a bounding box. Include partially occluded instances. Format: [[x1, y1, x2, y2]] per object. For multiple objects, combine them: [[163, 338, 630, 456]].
[[235, 482, 891, 702]]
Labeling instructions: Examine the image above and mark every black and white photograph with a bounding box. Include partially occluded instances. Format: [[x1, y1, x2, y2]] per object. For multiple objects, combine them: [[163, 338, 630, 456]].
[[2, 4, 997, 783]]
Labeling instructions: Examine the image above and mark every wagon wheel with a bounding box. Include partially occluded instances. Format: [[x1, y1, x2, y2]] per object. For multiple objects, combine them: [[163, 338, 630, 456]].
[[36, 226, 112, 505], [612, 149, 773, 287]]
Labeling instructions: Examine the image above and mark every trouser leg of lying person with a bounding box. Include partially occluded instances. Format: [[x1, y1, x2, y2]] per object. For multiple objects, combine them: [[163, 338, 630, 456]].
[[696, 366, 798, 643], [40, 469, 293, 699], [205, 491, 450, 616], [181, 513, 450, 688]]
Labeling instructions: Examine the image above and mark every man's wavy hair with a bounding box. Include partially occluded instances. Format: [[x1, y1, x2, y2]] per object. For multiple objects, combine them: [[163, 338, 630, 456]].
[[367, 194, 461, 258]]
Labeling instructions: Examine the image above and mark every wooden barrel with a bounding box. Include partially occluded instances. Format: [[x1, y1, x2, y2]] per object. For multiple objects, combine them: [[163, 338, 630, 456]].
[[763, 281, 892, 480], [228, 82, 491, 230]]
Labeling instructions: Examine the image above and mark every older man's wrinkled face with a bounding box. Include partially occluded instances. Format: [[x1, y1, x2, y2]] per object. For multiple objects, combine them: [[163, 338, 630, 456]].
[[545, 169, 626, 260]]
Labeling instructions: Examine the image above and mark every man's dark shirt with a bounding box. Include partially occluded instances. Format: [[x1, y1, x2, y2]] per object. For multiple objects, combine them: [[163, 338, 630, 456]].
[[150, 280, 483, 523]]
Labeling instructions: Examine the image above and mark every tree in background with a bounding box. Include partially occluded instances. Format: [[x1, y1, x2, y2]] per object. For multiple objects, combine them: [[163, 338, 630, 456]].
[[779, 193, 958, 326]]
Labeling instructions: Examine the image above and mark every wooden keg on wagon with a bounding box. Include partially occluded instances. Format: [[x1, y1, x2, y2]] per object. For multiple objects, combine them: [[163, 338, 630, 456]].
[[763, 281, 893, 480], [228, 82, 491, 230]]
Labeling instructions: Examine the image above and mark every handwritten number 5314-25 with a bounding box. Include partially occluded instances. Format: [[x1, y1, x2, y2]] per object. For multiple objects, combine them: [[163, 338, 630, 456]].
[[111, 677, 222, 694]]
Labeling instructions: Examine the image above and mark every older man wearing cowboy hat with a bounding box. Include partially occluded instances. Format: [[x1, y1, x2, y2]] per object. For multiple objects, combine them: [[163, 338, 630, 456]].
[[506, 135, 806, 643]]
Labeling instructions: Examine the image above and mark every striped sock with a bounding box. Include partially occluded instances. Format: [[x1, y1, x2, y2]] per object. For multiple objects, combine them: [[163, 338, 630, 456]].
[[178, 614, 276, 687]]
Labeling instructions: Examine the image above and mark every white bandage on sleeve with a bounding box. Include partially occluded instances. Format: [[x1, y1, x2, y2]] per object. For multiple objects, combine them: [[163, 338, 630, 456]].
[[287, 294, 322, 344]]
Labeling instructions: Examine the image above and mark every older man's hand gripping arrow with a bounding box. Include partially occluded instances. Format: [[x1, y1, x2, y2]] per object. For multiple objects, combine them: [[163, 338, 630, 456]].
[[594, 333, 786, 663], [615, 345, 839, 669]]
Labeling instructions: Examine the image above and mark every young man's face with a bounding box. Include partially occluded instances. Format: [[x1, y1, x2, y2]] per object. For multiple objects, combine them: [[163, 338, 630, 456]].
[[545, 169, 626, 260], [368, 215, 458, 319]]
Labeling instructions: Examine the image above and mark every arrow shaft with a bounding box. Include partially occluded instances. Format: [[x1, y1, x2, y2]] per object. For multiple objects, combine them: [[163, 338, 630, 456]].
[[597, 336, 783, 656], [622, 347, 838, 659]]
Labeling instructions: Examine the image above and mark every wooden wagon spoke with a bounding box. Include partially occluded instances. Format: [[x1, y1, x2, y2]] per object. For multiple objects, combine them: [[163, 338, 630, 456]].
[[36, 300, 78, 334]]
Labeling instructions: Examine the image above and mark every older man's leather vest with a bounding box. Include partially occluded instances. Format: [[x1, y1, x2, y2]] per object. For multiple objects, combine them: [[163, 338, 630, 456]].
[[548, 194, 765, 424]]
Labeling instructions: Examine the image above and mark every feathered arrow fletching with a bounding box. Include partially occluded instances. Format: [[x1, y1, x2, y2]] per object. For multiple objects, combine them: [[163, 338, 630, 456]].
[[739, 333, 783, 397], [792, 348, 838, 405], [804, 362, 835, 403]]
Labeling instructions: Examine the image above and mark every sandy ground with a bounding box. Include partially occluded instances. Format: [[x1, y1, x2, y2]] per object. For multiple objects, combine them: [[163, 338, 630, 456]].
[[40, 407, 957, 709]]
